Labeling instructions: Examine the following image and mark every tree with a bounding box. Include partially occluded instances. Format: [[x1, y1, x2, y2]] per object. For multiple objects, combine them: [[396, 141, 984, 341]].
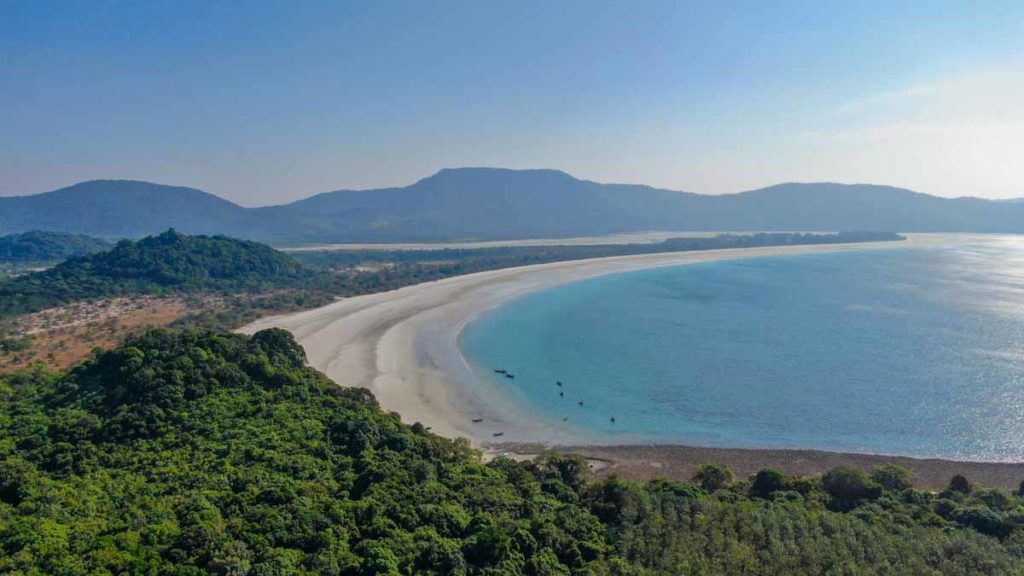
[[870, 465, 913, 492], [694, 464, 734, 492], [2, 327, 1024, 575], [750, 469, 787, 499], [956, 507, 1010, 539], [823, 467, 881, 511], [949, 475, 972, 494]]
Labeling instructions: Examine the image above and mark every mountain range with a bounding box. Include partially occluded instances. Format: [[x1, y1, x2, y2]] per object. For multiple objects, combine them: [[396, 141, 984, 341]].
[[1, 168, 1021, 243]]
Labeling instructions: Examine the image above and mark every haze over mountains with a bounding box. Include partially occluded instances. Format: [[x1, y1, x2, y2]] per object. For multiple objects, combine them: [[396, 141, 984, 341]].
[[2, 168, 1021, 244]]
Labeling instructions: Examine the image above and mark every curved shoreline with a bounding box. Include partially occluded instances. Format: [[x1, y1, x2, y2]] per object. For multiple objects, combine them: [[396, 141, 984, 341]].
[[243, 236, 944, 446], [243, 234, 1024, 488]]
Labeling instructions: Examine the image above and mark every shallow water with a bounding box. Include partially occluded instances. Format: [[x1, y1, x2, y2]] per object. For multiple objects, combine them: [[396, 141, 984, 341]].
[[460, 236, 1024, 461]]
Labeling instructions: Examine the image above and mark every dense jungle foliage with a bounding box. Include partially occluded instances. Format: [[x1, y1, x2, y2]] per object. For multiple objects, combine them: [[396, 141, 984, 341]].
[[0, 230, 316, 317], [0, 231, 112, 265], [2, 327, 1024, 575]]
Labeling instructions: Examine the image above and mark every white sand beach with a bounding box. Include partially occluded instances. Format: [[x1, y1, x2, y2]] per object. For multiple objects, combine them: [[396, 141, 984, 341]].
[[279, 231, 725, 252], [242, 236, 943, 447]]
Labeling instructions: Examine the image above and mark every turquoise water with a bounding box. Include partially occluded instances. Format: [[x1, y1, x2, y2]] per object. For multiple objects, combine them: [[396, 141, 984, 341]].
[[460, 237, 1024, 461]]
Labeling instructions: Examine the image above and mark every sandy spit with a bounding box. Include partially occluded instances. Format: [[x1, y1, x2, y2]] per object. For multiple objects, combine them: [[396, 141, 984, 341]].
[[243, 236, 953, 446], [242, 234, 1024, 487], [281, 231, 741, 252]]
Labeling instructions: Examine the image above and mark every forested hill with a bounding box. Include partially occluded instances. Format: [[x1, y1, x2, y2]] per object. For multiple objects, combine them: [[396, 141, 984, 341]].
[[0, 229, 314, 316], [0, 231, 112, 264], [5, 169, 1024, 242], [1, 327, 1023, 574]]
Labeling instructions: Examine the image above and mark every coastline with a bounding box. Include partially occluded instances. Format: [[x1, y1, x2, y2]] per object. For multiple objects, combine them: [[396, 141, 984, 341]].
[[240, 234, 1023, 487], [281, 230, 766, 251], [507, 443, 1024, 491]]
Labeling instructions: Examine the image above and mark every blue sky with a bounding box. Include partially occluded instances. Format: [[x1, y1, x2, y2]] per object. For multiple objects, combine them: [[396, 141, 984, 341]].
[[2, 1, 1023, 204]]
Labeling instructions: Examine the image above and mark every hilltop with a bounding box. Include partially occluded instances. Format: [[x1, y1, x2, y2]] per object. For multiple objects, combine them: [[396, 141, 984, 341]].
[[4, 169, 1024, 242], [0, 229, 313, 317]]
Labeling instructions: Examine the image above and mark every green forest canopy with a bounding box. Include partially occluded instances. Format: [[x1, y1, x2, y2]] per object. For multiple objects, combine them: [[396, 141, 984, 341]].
[[2, 328, 1024, 575], [0, 230, 315, 317], [0, 231, 112, 264]]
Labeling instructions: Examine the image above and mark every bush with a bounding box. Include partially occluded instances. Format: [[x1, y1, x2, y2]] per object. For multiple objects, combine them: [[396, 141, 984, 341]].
[[750, 469, 787, 499], [870, 465, 913, 492], [956, 507, 1010, 539], [949, 475, 973, 494], [693, 464, 734, 492], [0, 336, 32, 353], [823, 467, 881, 511]]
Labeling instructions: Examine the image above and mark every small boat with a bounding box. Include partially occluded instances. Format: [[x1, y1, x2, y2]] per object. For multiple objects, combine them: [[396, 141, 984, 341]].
[[577, 399, 584, 406], [562, 416, 568, 422], [505, 373, 515, 379], [556, 380, 562, 387], [493, 369, 507, 374], [610, 416, 616, 423], [559, 391, 564, 397], [472, 418, 484, 423], [493, 432, 505, 437]]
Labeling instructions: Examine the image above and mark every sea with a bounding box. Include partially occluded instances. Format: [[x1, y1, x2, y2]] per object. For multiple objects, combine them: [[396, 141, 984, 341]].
[[460, 235, 1024, 461]]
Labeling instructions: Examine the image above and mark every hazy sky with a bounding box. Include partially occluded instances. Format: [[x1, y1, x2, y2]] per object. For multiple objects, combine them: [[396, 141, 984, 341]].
[[2, 1, 1023, 205]]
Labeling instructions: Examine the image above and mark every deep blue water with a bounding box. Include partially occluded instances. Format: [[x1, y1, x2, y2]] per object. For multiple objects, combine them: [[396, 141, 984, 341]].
[[460, 237, 1024, 461]]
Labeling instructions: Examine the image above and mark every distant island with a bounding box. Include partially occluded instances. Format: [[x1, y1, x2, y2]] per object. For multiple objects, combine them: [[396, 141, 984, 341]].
[[1, 167, 1022, 242]]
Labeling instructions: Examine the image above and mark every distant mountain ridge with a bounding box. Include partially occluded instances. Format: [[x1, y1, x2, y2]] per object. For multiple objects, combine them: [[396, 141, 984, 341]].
[[2, 168, 1022, 243], [0, 180, 259, 238]]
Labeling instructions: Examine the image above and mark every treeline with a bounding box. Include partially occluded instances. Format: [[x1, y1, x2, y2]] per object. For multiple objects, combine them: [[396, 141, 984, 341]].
[[1, 327, 1022, 575], [290, 232, 904, 300], [294, 231, 903, 270]]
